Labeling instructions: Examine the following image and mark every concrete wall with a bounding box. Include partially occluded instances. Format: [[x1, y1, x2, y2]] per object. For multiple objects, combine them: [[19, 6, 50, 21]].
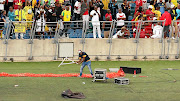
[[0, 38, 179, 62]]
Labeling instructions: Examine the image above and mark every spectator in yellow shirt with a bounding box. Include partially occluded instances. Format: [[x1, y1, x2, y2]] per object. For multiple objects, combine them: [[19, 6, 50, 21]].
[[15, 3, 26, 21], [26, 10, 34, 29], [171, 0, 177, 7], [150, 1, 155, 13], [61, 6, 71, 37], [56, 0, 64, 5], [61, 6, 71, 21], [24, 1, 33, 15], [154, 6, 161, 20], [102, 0, 109, 10]]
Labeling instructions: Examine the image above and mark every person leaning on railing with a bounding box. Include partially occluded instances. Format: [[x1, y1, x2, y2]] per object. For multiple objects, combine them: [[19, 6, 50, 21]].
[[151, 22, 163, 39], [113, 26, 130, 39]]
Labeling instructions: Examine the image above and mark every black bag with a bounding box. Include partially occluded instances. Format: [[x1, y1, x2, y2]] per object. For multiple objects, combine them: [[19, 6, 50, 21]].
[[61, 89, 85, 99]]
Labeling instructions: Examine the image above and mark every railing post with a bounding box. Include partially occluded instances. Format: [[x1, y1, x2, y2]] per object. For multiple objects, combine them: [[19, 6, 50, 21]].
[[134, 20, 140, 43], [28, 21, 36, 60], [81, 21, 86, 52], [81, 21, 85, 43], [53, 21, 61, 60], [175, 20, 180, 59], [134, 20, 142, 59], [28, 20, 35, 44], [165, 20, 173, 59], [159, 20, 166, 59], [107, 20, 115, 60], [3, 21, 12, 61]]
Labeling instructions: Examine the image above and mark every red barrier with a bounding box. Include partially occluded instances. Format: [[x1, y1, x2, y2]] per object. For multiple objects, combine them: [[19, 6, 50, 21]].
[[0, 70, 125, 78]]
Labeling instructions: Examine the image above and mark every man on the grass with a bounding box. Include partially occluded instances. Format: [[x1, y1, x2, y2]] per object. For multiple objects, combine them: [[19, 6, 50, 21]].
[[76, 50, 93, 77]]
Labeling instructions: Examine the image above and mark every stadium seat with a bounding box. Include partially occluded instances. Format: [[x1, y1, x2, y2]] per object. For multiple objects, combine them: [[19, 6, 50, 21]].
[[70, 23, 74, 28], [118, 3, 123, 8], [67, 29, 74, 34], [75, 29, 82, 38], [130, 3, 136, 9], [101, 29, 104, 38], [69, 33, 78, 38], [127, 22, 132, 29], [87, 33, 93, 38], [128, 16, 133, 21], [70, 29, 74, 34], [75, 29, 82, 34]]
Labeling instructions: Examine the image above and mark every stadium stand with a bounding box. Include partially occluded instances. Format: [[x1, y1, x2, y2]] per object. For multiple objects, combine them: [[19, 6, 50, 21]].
[[0, 0, 180, 39]]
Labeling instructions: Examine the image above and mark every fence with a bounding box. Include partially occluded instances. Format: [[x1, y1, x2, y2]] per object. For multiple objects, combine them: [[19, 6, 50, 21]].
[[0, 20, 180, 61]]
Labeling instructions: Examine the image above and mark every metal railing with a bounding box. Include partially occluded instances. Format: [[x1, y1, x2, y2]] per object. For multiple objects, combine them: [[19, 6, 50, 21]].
[[1, 20, 180, 61], [173, 20, 180, 59]]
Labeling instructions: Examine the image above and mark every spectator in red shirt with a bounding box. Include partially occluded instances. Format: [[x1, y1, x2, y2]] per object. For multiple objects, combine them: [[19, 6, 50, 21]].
[[134, 0, 143, 13], [80, 0, 89, 21], [134, 6, 143, 18], [139, 26, 148, 38], [146, 5, 154, 19], [144, 13, 154, 37], [160, 9, 172, 38], [105, 9, 112, 21]]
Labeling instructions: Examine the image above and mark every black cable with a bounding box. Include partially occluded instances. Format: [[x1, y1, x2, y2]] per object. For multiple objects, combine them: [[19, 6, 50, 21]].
[[158, 71, 177, 82]]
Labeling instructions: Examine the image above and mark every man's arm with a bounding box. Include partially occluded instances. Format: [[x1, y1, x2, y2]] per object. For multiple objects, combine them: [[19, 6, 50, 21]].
[[102, 22, 105, 29], [97, 11, 101, 17], [76, 58, 82, 64], [78, 57, 85, 64], [122, 14, 126, 20], [2, 18, 6, 22], [25, 0, 27, 6], [117, 35, 121, 38], [90, 11, 94, 18], [76, 57, 85, 64]]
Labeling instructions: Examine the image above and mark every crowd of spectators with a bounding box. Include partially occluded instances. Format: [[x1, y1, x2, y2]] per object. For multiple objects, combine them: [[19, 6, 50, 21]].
[[0, 0, 179, 39]]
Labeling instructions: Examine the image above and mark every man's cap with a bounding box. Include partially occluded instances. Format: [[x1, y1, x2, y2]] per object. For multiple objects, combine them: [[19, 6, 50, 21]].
[[51, 4, 55, 7], [171, 4, 175, 9], [148, 5, 153, 9], [78, 50, 82, 53], [28, 9, 32, 14], [153, 17, 157, 21], [17, 2, 22, 6]]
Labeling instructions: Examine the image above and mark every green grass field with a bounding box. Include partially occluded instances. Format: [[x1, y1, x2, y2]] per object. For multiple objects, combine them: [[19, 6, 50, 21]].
[[0, 61, 180, 101]]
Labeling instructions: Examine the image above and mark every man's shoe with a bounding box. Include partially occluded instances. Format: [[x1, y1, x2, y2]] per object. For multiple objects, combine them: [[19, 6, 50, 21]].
[[77, 75, 81, 77]]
